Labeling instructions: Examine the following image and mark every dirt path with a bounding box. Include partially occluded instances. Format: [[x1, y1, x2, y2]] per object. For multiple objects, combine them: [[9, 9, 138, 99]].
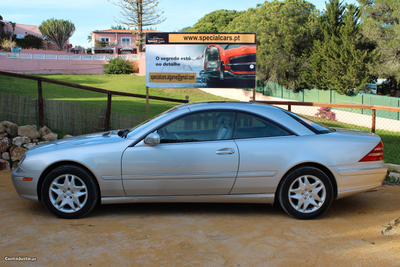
[[1, 170, 399, 266]]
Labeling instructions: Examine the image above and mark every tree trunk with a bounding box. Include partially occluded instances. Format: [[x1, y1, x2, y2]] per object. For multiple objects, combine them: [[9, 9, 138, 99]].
[[390, 79, 398, 96]]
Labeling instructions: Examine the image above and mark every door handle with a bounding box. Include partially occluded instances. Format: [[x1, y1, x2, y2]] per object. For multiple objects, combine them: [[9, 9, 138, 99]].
[[216, 148, 235, 155]]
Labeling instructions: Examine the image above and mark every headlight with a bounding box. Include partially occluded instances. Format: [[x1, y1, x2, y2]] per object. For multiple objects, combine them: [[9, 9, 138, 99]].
[[205, 46, 220, 70]]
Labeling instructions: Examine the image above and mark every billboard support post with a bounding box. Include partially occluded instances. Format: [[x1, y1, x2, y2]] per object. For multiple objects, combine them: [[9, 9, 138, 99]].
[[146, 86, 150, 120]]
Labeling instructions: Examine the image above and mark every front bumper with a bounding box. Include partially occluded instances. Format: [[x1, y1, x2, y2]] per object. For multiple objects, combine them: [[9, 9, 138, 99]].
[[12, 167, 41, 201], [204, 70, 255, 81]]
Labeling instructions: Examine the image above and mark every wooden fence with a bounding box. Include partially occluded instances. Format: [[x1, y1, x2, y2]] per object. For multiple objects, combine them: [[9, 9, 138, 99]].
[[0, 70, 188, 132], [0, 92, 148, 135]]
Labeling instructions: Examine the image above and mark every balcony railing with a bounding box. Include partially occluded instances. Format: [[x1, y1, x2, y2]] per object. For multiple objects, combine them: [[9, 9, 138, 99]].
[[95, 41, 117, 48], [94, 41, 138, 48], [118, 42, 135, 46]]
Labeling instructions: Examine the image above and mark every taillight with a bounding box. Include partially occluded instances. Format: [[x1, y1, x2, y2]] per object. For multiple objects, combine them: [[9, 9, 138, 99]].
[[359, 141, 384, 162]]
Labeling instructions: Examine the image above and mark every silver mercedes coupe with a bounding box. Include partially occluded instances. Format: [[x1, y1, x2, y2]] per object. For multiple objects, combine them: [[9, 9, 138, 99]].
[[12, 102, 387, 219]]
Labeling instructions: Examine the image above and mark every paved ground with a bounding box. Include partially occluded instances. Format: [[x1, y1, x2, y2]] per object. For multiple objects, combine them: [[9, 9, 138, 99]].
[[1, 170, 399, 266]]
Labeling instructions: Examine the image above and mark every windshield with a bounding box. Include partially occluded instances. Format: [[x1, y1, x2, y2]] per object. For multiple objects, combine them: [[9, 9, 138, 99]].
[[120, 105, 181, 138]]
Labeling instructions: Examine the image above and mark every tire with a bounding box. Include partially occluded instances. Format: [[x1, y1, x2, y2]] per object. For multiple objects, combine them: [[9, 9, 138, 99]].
[[278, 166, 333, 219], [41, 165, 99, 219]]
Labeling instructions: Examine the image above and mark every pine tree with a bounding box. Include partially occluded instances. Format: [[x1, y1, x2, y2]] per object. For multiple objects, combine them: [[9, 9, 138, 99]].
[[188, 10, 243, 33], [302, 0, 372, 95], [109, 0, 165, 52], [225, 0, 316, 90], [359, 0, 400, 96]]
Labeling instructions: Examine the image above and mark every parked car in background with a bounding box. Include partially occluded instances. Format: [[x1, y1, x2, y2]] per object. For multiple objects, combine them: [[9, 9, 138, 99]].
[[359, 83, 378, 94], [201, 44, 256, 88], [12, 102, 387, 219]]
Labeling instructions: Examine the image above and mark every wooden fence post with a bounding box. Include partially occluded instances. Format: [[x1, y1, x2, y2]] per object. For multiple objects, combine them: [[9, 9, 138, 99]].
[[371, 109, 376, 133], [105, 93, 112, 131], [38, 79, 44, 126]]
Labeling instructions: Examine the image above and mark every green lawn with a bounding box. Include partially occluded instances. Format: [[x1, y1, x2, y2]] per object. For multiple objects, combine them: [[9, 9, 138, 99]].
[[0, 74, 233, 117]]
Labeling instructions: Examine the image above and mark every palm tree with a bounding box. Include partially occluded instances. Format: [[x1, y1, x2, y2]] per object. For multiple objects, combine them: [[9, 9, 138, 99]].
[[10, 22, 16, 41]]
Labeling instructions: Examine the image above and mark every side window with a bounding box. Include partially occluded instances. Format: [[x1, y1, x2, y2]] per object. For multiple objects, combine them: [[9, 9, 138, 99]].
[[233, 113, 292, 139], [158, 111, 235, 143]]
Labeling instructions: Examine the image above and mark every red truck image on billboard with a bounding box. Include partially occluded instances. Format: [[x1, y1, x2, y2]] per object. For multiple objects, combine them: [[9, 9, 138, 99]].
[[201, 44, 256, 88]]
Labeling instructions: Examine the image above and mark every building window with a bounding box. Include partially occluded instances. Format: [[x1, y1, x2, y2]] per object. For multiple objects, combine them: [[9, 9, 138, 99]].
[[100, 37, 110, 42], [121, 37, 131, 45]]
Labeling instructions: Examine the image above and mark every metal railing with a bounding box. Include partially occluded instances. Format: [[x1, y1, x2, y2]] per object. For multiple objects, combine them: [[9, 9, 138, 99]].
[[253, 82, 400, 121]]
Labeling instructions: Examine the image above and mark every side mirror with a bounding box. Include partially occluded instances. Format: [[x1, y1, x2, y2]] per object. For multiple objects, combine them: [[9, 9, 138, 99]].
[[144, 132, 160, 146]]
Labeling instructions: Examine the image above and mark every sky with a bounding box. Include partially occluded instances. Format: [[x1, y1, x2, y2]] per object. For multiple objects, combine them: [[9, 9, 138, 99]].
[[1, 0, 359, 48]]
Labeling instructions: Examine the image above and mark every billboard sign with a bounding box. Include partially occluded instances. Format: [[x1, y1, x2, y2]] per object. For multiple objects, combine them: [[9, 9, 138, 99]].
[[145, 32, 256, 88]]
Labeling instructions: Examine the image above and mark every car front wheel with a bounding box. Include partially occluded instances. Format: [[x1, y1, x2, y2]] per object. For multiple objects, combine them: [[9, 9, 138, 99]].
[[278, 166, 333, 219], [41, 165, 99, 219]]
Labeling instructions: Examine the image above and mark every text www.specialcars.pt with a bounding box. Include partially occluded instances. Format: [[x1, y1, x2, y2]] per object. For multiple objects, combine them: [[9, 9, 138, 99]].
[[182, 34, 242, 42]]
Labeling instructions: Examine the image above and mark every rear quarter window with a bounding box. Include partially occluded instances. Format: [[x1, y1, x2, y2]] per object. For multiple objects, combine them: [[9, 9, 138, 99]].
[[283, 111, 335, 134], [233, 112, 293, 139]]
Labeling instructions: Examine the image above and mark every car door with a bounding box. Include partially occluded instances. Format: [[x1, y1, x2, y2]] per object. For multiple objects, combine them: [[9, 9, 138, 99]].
[[121, 111, 239, 196], [230, 112, 296, 194]]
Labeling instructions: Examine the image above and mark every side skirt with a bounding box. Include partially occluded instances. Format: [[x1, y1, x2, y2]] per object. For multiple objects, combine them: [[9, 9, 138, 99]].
[[101, 194, 275, 205]]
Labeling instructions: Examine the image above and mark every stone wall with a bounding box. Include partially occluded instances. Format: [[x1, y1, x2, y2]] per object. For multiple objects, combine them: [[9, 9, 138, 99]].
[[0, 121, 71, 170]]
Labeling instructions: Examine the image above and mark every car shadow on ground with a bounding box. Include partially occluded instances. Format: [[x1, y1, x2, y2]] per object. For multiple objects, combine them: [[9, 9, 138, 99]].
[[90, 202, 286, 219], [18, 186, 400, 222]]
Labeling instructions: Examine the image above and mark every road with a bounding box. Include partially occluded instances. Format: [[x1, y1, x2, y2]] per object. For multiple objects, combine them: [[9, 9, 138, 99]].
[[1, 170, 399, 266]]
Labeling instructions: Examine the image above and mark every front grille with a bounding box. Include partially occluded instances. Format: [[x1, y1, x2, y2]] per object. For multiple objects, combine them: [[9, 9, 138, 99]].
[[228, 54, 256, 72]]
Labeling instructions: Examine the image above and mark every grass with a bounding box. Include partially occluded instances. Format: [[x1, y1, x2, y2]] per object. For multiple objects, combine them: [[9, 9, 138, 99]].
[[0, 74, 233, 117], [385, 174, 400, 185]]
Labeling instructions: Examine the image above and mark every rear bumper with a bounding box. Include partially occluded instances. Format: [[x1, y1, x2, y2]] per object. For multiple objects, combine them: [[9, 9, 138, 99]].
[[331, 162, 387, 199]]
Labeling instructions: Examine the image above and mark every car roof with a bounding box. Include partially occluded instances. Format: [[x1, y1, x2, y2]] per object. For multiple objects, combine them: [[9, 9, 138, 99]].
[[176, 101, 265, 110]]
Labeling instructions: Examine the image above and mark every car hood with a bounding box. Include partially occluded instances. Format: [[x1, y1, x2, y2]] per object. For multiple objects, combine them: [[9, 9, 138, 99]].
[[28, 131, 129, 153]]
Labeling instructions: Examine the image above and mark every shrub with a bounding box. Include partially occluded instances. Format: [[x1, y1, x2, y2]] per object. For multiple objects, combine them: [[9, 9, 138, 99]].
[[16, 34, 43, 49], [104, 57, 135, 74], [1, 39, 17, 51], [315, 107, 337, 121]]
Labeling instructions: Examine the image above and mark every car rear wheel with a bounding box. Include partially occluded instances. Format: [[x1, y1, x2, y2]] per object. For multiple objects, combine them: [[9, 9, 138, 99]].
[[41, 165, 99, 219], [278, 166, 333, 219]]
